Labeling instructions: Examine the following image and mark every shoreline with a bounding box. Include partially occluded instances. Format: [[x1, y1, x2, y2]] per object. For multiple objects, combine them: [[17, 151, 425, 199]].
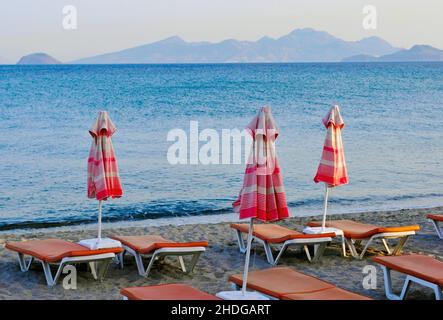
[[0, 206, 442, 300], [2, 203, 443, 236]]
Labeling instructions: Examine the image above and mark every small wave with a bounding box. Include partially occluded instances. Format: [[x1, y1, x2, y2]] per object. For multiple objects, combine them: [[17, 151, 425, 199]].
[[1, 192, 442, 231]]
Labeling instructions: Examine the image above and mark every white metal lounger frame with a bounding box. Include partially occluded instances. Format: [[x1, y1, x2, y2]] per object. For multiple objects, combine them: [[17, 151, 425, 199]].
[[117, 245, 206, 277], [234, 229, 332, 265], [428, 218, 443, 239], [380, 264, 442, 300], [344, 230, 416, 260], [16, 252, 116, 287]]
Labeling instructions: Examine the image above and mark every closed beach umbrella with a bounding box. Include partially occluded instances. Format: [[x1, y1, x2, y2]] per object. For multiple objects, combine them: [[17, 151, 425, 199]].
[[314, 105, 348, 229], [233, 106, 289, 297], [87, 111, 123, 242]]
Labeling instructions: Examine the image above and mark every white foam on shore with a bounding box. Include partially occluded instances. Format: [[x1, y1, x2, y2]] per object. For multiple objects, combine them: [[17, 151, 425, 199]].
[[2, 201, 442, 236], [0, 212, 241, 235]]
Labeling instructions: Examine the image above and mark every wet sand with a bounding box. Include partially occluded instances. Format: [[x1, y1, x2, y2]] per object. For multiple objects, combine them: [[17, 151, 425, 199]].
[[0, 207, 441, 300]]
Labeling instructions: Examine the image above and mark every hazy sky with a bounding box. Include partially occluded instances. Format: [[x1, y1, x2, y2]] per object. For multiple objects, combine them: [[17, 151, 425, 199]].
[[1, 0, 442, 62]]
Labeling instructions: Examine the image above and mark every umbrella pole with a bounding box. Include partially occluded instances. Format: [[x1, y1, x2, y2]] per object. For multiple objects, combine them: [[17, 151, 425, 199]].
[[98, 200, 102, 240], [321, 185, 330, 231], [241, 218, 254, 295]]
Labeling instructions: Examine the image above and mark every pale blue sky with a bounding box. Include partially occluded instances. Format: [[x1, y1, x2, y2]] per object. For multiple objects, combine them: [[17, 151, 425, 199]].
[[1, 0, 442, 62]]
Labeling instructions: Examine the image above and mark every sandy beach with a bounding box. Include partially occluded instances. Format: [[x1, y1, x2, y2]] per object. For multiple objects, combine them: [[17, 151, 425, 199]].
[[0, 207, 441, 300]]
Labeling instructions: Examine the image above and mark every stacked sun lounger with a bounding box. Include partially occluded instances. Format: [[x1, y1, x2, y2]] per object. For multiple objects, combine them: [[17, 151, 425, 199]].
[[111, 235, 208, 277], [5, 239, 123, 287], [307, 219, 419, 259], [231, 223, 335, 264]]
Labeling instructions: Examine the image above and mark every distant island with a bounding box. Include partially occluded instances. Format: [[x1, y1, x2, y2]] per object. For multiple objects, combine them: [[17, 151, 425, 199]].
[[5, 28, 443, 65], [16, 53, 62, 65], [342, 45, 443, 62], [71, 28, 400, 64]]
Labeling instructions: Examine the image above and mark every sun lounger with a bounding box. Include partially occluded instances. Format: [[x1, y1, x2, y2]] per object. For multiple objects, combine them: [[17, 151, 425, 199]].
[[427, 214, 443, 239], [307, 219, 419, 259], [230, 223, 335, 264], [229, 267, 371, 300], [120, 283, 220, 300], [111, 235, 208, 277], [373, 254, 443, 300], [5, 238, 123, 287]]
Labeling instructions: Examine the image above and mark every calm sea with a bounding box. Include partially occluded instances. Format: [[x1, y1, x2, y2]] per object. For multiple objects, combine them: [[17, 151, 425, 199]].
[[0, 63, 442, 231]]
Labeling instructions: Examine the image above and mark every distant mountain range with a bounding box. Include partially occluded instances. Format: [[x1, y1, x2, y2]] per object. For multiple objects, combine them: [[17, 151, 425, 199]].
[[4, 28, 443, 65], [72, 28, 400, 64], [342, 45, 443, 62], [16, 53, 62, 65]]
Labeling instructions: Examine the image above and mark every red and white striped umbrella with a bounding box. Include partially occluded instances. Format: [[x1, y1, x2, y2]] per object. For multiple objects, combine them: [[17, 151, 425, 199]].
[[233, 106, 289, 221], [233, 106, 289, 296], [314, 105, 348, 229], [87, 111, 123, 240]]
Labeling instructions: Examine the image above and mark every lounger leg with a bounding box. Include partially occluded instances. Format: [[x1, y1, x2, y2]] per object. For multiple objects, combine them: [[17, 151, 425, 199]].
[[434, 286, 442, 300], [262, 242, 275, 265], [311, 243, 327, 262], [134, 253, 147, 277], [345, 238, 359, 259], [380, 238, 391, 254], [340, 236, 347, 257], [381, 266, 402, 300], [178, 256, 186, 272], [303, 245, 312, 262], [392, 237, 408, 256], [273, 243, 288, 265], [117, 251, 125, 269], [187, 252, 202, 273], [96, 259, 112, 281], [41, 262, 56, 288], [430, 220, 443, 239], [235, 230, 247, 253], [359, 237, 375, 259], [399, 277, 412, 300], [144, 252, 161, 277], [89, 262, 98, 280], [113, 250, 125, 267], [17, 253, 33, 272]]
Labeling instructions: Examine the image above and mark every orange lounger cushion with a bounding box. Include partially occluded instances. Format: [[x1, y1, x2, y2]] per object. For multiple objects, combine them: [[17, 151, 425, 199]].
[[5, 239, 123, 263], [230, 223, 335, 243], [427, 214, 443, 222], [281, 287, 371, 300], [373, 254, 443, 286], [121, 284, 220, 300], [307, 220, 419, 239], [229, 267, 335, 298], [111, 235, 208, 254]]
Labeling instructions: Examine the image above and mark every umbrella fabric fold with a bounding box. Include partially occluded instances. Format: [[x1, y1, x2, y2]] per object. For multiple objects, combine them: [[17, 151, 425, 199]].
[[87, 111, 123, 241], [233, 106, 289, 222], [314, 105, 348, 187], [313, 105, 348, 229], [87, 111, 123, 201], [233, 106, 288, 297]]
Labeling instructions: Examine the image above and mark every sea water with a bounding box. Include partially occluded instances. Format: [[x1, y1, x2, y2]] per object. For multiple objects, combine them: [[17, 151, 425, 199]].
[[0, 62, 442, 231]]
